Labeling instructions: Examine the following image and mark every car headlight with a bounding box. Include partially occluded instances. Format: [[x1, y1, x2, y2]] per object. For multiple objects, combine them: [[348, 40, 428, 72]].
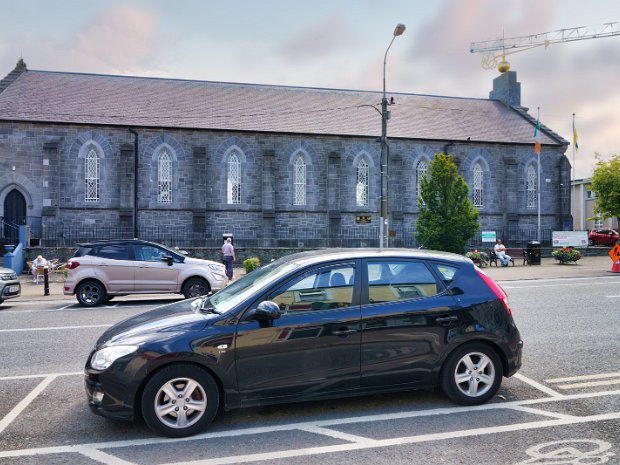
[[207, 264, 224, 272], [90, 345, 138, 371]]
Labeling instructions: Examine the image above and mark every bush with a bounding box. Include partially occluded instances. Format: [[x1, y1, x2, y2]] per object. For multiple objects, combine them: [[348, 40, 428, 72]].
[[552, 247, 582, 264], [243, 257, 261, 273]]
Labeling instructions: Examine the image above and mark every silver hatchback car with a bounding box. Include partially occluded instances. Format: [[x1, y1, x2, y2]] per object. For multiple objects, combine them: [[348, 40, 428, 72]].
[[64, 240, 227, 306], [0, 266, 20, 305]]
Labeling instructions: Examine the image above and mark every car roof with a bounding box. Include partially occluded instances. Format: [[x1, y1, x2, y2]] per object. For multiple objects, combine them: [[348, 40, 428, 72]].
[[275, 248, 471, 267], [76, 239, 167, 248]]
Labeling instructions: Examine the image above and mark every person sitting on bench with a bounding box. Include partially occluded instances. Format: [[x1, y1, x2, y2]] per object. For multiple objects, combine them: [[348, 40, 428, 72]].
[[494, 239, 512, 267]]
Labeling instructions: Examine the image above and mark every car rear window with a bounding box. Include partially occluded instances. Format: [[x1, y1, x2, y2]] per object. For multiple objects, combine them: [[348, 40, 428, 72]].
[[93, 245, 130, 260], [73, 247, 92, 257]]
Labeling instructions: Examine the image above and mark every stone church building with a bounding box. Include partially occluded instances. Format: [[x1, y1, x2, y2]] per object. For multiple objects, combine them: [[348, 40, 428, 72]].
[[0, 59, 570, 249]]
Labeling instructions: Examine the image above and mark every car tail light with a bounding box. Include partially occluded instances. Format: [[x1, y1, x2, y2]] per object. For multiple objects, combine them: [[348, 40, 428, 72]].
[[66, 261, 80, 270], [475, 268, 512, 317]]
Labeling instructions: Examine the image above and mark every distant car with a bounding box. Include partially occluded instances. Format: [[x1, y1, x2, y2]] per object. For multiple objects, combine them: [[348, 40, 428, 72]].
[[588, 228, 619, 246], [85, 248, 523, 437], [64, 239, 227, 306], [0, 267, 20, 305]]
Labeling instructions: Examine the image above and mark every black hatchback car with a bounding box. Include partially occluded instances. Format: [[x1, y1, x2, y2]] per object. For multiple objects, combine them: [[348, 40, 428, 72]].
[[85, 249, 522, 437]]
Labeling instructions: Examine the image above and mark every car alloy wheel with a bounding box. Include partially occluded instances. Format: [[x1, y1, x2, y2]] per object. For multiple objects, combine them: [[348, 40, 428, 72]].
[[141, 364, 219, 437], [182, 277, 210, 299], [440, 343, 502, 405], [76, 281, 106, 307]]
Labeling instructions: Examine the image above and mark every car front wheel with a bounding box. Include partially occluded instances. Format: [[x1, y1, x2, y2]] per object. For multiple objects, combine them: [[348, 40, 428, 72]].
[[76, 281, 106, 307], [588, 239, 594, 246], [141, 364, 219, 437], [440, 343, 502, 405], [182, 277, 211, 299]]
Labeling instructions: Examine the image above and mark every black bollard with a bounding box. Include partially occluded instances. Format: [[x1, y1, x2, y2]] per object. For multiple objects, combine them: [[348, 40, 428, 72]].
[[44, 266, 50, 296]]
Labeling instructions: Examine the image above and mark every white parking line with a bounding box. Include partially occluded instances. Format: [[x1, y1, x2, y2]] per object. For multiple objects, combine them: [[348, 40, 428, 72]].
[[503, 281, 620, 289], [74, 446, 136, 465], [2, 389, 618, 462], [555, 379, 620, 390], [0, 375, 57, 434], [513, 373, 564, 398], [606, 295, 620, 298], [547, 372, 620, 383], [0, 324, 111, 333], [162, 413, 620, 465]]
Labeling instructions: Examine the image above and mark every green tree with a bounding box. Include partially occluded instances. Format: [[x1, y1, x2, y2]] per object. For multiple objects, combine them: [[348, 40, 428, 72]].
[[415, 153, 479, 253], [590, 154, 620, 220]]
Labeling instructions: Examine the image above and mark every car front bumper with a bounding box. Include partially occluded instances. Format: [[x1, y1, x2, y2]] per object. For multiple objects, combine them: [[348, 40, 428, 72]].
[[0, 280, 21, 301]]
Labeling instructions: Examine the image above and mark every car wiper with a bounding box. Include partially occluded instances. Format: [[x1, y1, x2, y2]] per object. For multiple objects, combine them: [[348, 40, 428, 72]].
[[199, 305, 221, 314], [191, 296, 221, 314]]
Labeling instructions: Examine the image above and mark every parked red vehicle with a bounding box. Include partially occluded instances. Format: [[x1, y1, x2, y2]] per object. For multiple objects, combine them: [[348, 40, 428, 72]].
[[588, 228, 619, 246]]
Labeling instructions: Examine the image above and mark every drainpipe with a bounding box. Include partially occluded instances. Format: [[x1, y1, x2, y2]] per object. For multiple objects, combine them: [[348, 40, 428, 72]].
[[128, 129, 138, 239]]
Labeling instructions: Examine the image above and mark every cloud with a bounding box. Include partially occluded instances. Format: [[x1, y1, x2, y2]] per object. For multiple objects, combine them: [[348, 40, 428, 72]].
[[0, 4, 161, 76], [278, 15, 348, 62]]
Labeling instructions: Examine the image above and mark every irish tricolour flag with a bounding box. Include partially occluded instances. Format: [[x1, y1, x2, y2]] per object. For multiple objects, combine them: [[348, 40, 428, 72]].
[[533, 118, 541, 156]]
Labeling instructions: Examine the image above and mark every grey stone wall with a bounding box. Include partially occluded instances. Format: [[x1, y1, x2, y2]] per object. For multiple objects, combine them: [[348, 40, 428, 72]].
[[0, 120, 570, 247]]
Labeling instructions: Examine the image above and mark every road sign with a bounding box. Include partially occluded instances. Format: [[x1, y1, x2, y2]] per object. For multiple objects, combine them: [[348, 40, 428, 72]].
[[608, 244, 620, 262]]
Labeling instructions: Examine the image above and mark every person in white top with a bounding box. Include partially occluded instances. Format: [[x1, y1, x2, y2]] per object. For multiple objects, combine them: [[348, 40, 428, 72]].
[[494, 239, 511, 267], [221, 237, 235, 280], [31, 255, 48, 281]]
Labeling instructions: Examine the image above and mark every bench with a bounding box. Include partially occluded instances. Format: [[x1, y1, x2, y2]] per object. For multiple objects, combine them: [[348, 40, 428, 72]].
[[489, 248, 531, 266]]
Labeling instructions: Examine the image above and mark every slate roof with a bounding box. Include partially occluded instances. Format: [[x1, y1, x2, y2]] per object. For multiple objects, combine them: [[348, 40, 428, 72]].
[[0, 69, 566, 146]]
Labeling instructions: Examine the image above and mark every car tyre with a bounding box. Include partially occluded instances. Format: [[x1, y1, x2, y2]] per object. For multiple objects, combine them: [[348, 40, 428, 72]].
[[440, 343, 502, 405], [588, 239, 594, 246], [76, 280, 106, 307], [182, 277, 211, 299], [141, 364, 219, 438]]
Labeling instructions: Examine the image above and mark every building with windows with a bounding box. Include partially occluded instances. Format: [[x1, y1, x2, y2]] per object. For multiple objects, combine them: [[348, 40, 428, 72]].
[[0, 59, 571, 248], [571, 178, 618, 231]]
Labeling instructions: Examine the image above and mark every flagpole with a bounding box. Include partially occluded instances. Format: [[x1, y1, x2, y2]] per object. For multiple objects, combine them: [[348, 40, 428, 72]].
[[572, 113, 576, 230], [537, 107, 541, 243]]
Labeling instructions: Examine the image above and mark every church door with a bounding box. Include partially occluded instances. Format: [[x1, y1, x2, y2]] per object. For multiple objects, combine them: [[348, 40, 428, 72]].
[[3, 189, 26, 240]]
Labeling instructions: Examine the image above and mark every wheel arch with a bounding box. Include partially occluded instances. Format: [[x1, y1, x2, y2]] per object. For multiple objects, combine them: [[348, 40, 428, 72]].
[[74, 277, 109, 295], [440, 339, 509, 379], [133, 359, 224, 421]]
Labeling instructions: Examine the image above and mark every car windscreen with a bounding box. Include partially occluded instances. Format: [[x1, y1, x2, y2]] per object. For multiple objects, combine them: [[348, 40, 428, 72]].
[[208, 259, 302, 314]]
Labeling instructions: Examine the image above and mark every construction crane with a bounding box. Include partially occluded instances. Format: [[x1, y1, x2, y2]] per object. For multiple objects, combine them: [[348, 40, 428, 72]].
[[470, 22, 620, 72]]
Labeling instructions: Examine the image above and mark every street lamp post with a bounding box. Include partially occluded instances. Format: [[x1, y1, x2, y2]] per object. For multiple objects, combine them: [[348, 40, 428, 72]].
[[379, 23, 406, 249]]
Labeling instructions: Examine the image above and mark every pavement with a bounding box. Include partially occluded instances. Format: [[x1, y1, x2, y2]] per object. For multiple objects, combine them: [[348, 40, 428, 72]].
[[12, 256, 619, 303]]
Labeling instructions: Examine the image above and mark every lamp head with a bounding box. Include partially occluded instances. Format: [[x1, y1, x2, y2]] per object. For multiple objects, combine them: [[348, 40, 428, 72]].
[[393, 24, 406, 37]]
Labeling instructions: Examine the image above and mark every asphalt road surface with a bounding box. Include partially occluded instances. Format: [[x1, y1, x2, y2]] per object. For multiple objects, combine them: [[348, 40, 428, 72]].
[[1, 275, 619, 465]]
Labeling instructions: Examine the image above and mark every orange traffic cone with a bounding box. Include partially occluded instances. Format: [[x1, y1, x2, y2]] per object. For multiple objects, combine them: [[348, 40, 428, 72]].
[[612, 260, 620, 273]]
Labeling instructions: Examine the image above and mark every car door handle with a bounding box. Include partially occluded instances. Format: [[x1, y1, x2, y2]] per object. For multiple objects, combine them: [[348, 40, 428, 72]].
[[435, 316, 458, 324], [332, 328, 357, 336]]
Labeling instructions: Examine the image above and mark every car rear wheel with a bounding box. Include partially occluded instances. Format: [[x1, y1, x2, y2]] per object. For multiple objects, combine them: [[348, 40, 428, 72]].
[[182, 277, 211, 299], [141, 364, 219, 437], [588, 239, 594, 246], [440, 343, 502, 405], [76, 281, 106, 307]]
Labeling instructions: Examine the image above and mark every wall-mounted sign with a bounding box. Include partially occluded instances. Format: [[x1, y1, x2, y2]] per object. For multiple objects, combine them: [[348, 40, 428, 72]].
[[481, 231, 497, 243], [356, 215, 371, 224]]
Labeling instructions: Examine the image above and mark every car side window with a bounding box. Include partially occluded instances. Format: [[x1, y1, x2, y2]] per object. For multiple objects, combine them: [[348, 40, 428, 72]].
[[269, 264, 355, 314], [367, 261, 438, 304], [94, 245, 129, 260], [433, 263, 458, 284], [135, 245, 168, 262]]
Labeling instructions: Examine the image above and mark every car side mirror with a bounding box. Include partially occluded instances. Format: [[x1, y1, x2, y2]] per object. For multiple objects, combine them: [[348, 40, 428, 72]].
[[254, 301, 281, 321], [161, 255, 174, 266]]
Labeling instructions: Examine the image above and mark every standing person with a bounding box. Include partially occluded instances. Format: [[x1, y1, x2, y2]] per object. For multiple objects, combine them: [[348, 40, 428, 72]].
[[494, 239, 512, 267], [221, 237, 235, 280]]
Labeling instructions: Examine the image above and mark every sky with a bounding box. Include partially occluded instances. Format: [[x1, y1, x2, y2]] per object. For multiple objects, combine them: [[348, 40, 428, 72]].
[[1, 0, 618, 179]]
